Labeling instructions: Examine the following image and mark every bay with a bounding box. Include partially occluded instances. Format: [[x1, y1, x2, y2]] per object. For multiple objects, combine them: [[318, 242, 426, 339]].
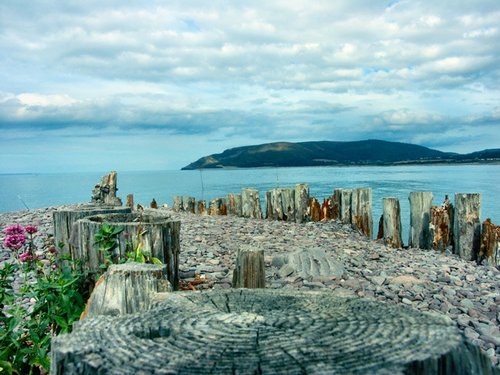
[[1, 165, 499, 242]]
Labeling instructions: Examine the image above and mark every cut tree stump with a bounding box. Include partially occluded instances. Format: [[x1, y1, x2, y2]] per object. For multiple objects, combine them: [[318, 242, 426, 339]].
[[75, 213, 180, 289], [241, 188, 263, 219], [351, 187, 373, 238], [479, 219, 500, 267], [81, 263, 172, 319], [51, 289, 499, 375], [53, 205, 131, 258], [266, 188, 295, 222], [232, 245, 265, 288], [382, 197, 403, 248], [408, 192, 433, 249], [454, 193, 481, 261], [294, 183, 309, 223]]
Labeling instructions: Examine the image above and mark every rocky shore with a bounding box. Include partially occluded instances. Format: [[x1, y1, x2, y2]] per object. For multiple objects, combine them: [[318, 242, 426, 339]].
[[1, 204, 499, 369]]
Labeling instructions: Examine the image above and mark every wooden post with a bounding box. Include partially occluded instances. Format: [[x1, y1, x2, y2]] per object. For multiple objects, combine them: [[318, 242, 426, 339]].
[[351, 188, 373, 238], [81, 263, 172, 319], [52, 289, 498, 375], [241, 188, 262, 219], [126, 194, 134, 209], [182, 196, 196, 213], [294, 183, 309, 223], [196, 200, 207, 215], [91, 171, 122, 206], [309, 197, 321, 222], [454, 193, 481, 261], [479, 219, 500, 267], [172, 196, 183, 212], [232, 246, 265, 288], [53, 206, 131, 258], [376, 214, 384, 240], [340, 189, 352, 224], [227, 194, 242, 216], [430, 196, 453, 252], [321, 198, 332, 221], [408, 192, 433, 249], [331, 189, 341, 221], [75, 213, 180, 289], [266, 188, 295, 221], [150, 198, 158, 209], [382, 198, 403, 248], [209, 198, 227, 216]]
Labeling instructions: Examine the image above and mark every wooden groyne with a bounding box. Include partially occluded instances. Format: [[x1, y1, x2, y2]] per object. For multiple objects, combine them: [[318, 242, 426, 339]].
[[173, 184, 499, 267]]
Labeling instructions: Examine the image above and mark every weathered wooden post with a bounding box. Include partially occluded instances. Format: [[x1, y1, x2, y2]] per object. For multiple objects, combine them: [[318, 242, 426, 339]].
[[241, 188, 263, 219], [172, 196, 183, 212], [232, 246, 265, 288], [91, 171, 122, 206], [265, 191, 273, 220], [309, 197, 321, 222], [454, 193, 481, 261], [209, 198, 227, 216], [430, 196, 453, 252], [294, 183, 309, 223], [331, 189, 341, 221], [340, 189, 352, 224], [150, 198, 158, 209], [479, 219, 499, 266], [53, 205, 132, 258], [266, 188, 295, 221], [75, 213, 180, 289], [408, 192, 433, 249], [227, 193, 242, 216], [182, 196, 196, 213], [321, 198, 332, 221], [126, 194, 134, 209], [351, 188, 373, 238], [81, 263, 172, 319], [382, 198, 403, 248], [196, 200, 207, 215]]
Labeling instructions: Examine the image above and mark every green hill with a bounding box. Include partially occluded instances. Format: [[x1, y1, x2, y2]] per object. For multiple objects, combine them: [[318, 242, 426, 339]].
[[182, 140, 463, 169]]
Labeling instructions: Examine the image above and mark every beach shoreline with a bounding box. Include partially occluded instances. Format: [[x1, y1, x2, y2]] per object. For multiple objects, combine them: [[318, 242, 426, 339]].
[[1, 204, 499, 368]]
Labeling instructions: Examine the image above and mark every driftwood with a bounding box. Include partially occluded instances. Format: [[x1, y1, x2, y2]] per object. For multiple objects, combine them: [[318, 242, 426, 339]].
[[294, 183, 309, 223], [75, 213, 180, 289], [227, 193, 242, 216], [408, 192, 433, 249], [479, 219, 500, 266], [382, 197, 403, 248], [454, 193, 481, 261], [241, 188, 263, 219], [81, 263, 172, 319], [232, 246, 265, 288], [53, 205, 131, 258], [351, 188, 373, 238], [51, 289, 499, 375], [91, 171, 122, 206]]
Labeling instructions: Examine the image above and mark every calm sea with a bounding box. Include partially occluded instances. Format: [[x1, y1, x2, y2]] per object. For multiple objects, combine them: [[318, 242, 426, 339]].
[[1, 165, 499, 241]]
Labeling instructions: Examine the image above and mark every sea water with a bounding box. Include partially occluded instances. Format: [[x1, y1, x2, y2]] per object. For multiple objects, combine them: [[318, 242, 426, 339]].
[[1, 165, 499, 241]]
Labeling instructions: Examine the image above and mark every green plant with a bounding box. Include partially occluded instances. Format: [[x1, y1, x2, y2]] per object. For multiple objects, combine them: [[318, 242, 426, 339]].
[[1, 224, 88, 374], [124, 226, 162, 265], [94, 223, 124, 271]]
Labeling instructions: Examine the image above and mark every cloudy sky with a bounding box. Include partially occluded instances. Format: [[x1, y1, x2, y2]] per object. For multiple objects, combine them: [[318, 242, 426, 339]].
[[1, 0, 499, 173]]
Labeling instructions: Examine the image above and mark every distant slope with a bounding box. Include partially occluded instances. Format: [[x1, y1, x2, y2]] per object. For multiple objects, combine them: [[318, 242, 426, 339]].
[[182, 140, 463, 170]]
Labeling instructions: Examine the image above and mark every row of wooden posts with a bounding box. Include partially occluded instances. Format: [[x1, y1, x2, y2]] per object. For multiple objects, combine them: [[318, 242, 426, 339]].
[[169, 185, 499, 267]]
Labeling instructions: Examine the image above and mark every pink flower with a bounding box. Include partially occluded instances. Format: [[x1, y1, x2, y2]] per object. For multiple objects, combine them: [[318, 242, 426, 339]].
[[3, 234, 26, 250], [123, 232, 130, 239], [19, 252, 33, 262], [48, 246, 57, 254], [3, 224, 25, 236], [25, 225, 38, 234]]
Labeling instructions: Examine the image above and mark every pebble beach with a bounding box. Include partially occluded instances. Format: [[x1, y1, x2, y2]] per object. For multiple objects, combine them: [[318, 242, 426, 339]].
[[1, 204, 499, 369]]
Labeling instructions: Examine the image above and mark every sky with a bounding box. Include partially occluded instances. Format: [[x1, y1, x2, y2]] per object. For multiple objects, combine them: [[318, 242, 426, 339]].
[[1, 0, 499, 173]]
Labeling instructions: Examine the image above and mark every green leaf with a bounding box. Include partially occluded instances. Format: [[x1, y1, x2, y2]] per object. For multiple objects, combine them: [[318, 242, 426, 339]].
[[0, 360, 13, 375], [151, 257, 163, 265]]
